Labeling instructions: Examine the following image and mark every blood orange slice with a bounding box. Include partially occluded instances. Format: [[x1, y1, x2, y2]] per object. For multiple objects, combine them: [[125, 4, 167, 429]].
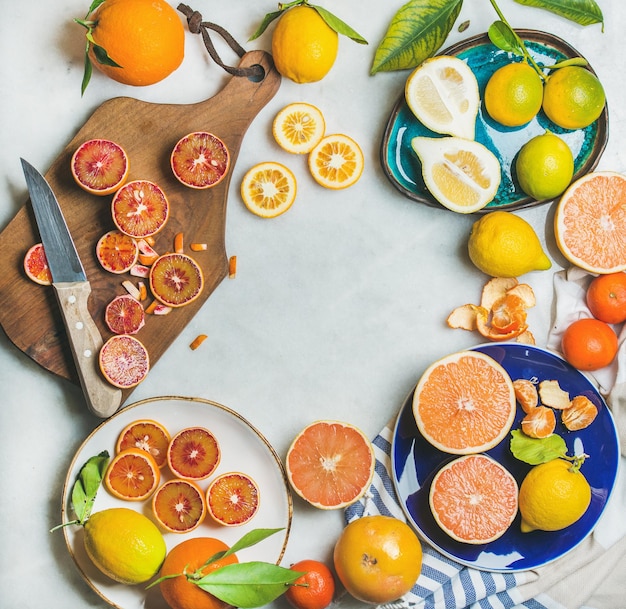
[[171, 131, 230, 189], [412, 350, 516, 454], [149, 252, 204, 307], [206, 472, 260, 526], [104, 294, 146, 335], [115, 419, 171, 468], [555, 171, 626, 273], [23, 243, 52, 285], [285, 420, 375, 510], [152, 479, 207, 533], [96, 230, 139, 274], [104, 448, 160, 501], [71, 138, 129, 196], [167, 427, 221, 480], [99, 334, 150, 389], [112, 179, 169, 239], [429, 454, 518, 544]]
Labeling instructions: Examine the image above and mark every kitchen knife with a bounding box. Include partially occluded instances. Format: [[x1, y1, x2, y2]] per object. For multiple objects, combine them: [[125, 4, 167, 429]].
[[21, 158, 122, 418]]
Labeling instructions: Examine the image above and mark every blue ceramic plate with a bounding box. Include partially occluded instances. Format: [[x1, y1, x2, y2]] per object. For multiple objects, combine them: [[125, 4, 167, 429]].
[[391, 343, 619, 572], [381, 30, 609, 212]]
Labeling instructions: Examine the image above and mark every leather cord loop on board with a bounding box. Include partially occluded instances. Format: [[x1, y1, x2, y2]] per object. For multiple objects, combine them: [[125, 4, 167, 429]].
[[177, 4, 264, 80]]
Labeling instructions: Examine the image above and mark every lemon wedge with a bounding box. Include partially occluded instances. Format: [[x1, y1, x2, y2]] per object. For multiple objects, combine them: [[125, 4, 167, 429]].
[[412, 136, 501, 214], [405, 56, 480, 140]]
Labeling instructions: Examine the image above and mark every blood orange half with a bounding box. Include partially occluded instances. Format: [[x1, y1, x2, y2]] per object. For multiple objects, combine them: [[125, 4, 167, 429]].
[[104, 448, 160, 501], [96, 230, 139, 274], [71, 138, 129, 196], [413, 351, 516, 454], [206, 472, 260, 527], [116, 419, 171, 468], [555, 171, 626, 274], [149, 252, 204, 307], [99, 334, 150, 389], [23, 243, 52, 285], [429, 454, 519, 544], [104, 294, 145, 335], [152, 479, 207, 534], [112, 180, 169, 239], [167, 427, 221, 480], [285, 420, 375, 510], [171, 131, 230, 189]]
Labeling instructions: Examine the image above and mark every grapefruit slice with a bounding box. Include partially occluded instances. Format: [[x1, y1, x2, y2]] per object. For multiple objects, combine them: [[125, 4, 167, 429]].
[[112, 179, 169, 239], [23, 243, 52, 285], [555, 171, 626, 273], [206, 472, 260, 526], [429, 454, 518, 544], [412, 350, 516, 454], [285, 420, 375, 510], [99, 334, 150, 389], [167, 427, 221, 480], [272, 102, 326, 154], [71, 138, 129, 196], [170, 131, 230, 189], [152, 479, 207, 533], [104, 294, 145, 335], [96, 230, 139, 274], [104, 448, 160, 501], [308, 134, 364, 190], [240, 161, 297, 218], [149, 252, 204, 307], [115, 419, 171, 468]]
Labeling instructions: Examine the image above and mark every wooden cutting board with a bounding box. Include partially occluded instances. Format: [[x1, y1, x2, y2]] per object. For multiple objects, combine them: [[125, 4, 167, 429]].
[[0, 50, 280, 404]]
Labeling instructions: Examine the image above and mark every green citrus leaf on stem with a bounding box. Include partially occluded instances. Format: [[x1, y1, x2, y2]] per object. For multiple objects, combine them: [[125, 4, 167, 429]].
[[510, 429, 567, 465], [371, 0, 463, 74], [248, 9, 284, 41], [310, 4, 368, 44], [488, 20, 525, 55], [513, 0, 604, 27]]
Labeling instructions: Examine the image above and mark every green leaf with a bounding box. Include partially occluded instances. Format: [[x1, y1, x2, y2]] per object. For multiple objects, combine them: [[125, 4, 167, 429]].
[[70, 451, 109, 522], [488, 20, 524, 56], [510, 430, 567, 464], [196, 562, 304, 608], [85, 0, 107, 17], [371, 0, 464, 74], [310, 5, 368, 44], [92, 43, 122, 68], [248, 9, 284, 41], [513, 0, 603, 27]]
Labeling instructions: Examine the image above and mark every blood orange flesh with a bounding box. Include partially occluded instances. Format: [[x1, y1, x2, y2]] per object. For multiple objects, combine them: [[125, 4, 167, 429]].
[[285, 420, 375, 510], [105, 294, 145, 335], [412, 350, 516, 454], [429, 454, 519, 544], [99, 334, 150, 389], [149, 252, 204, 307], [23, 243, 52, 285], [116, 419, 171, 468], [104, 448, 160, 501], [171, 131, 230, 189], [206, 472, 260, 526], [152, 479, 207, 533], [167, 427, 221, 480], [71, 138, 129, 196], [96, 230, 139, 274], [112, 180, 169, 239]]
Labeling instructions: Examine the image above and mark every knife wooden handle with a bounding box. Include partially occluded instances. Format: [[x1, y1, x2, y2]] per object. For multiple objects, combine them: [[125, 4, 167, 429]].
[[53, 282, 122, 418]]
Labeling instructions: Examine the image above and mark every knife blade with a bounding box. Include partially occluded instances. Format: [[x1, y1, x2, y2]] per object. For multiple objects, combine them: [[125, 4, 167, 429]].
[[21, 158, 122, 418]]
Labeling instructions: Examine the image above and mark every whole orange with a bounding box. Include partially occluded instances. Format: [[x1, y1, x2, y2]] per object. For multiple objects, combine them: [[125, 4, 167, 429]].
[[285, 559, 335, 609], [586, 272, 626, 324], [159, 537, 238, 609], [561, 318, 618, 371], [87, 0, 184, 86], [333, 515, 422, 604]]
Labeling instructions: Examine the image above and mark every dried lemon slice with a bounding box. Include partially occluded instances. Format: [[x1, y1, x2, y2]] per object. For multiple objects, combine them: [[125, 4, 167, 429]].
[[308, 133, 364, 190], [412, 136, 501, 213], [273, 102, 326, 154], [240, 161, 297, 218], [405, 55, 480, 140]]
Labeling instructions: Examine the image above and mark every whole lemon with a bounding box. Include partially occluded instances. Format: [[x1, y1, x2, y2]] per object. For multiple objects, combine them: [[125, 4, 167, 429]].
[[468, 211, 552, 278], [542, 66, 606, 130], [271, 6, 338, 83], [484, 62, 544, 127], [84, 507, 166, 584], [515, 131, 574, 200], [518, 458, 591, 532]]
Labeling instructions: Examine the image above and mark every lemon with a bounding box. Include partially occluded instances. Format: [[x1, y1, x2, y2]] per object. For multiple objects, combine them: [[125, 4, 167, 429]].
[[515, 131, 574, 200], [405, 56, 480, 140], [518, 458, 591, 532], [83, 507, 166, 584], [271, 6, 338, 83], [484, 62, 543, 127], [468, 211, 552, 277], [412, 136, 501, 213]]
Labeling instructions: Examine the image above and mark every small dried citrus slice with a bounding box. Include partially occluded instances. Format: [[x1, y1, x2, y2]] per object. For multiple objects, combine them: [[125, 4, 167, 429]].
[[167, 427, 221, 480], [285, 420, 375, 510], [96, 230, 139, 274], [152, 479, 207, 533], [206, 472, 260, 526], [23, 243, 52, 285], [273, 102, 326, 154], [171, 131, 230, 189], [99, 334, 150, 389], [115, 419, 171, 468], [240, 161, 297, 218], [104, 448, 160, 501], [429, 454, 518, 544], [308, 134, 364, 190], [149, 252, 204, 307], [104, 294, 146, 335], [71, 138, 129, 196], [112, 179, 169, 239]]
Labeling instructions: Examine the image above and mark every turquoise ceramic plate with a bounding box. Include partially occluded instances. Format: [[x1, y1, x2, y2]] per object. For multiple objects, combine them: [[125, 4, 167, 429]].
[[381, 30, 609, 212]]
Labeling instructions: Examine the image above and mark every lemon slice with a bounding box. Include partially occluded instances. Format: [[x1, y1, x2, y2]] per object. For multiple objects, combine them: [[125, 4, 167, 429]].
[[240, 161, 297, 218], [273, 102, 326, 154], [308, 134, 364, 190], [405, 56, 480, 140], [412, 136, 501, 213]]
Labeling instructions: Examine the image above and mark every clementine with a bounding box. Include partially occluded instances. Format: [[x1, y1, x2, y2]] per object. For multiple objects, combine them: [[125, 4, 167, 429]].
[[561, 318, 618, 371], [586, 272, 626, 324], [285, 559, 335, 609]]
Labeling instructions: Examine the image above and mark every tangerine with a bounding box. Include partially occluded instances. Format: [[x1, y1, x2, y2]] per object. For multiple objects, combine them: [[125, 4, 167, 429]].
[[112, 180, 169, 239], [171, 132, 230, 189], [586, 272, 626, 324], [561, 317, 618, 371], [71, 139, 129, 195], [104, 448, 160, 501], [116, 419, 171, 468], [206, 472, 260, 527], [285, 559, 335, 609], [167, 427, 221, 480], [99, 334, 150, 388], [23, 243, 52, 285], [152, 479, 207, 533]]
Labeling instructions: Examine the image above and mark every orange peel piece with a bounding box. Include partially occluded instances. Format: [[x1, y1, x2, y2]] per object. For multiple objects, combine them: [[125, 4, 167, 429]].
[[190, 334, 208, 350], [538, 380, 570, 410], [446, 304, 482, 331], [480, 277, 519, 310], [490, 294, 528, 334], [516, 329, 536, 345], [476, 306, 528, 341], [228, 255, 237, 279], [506, 283, 536, 308]]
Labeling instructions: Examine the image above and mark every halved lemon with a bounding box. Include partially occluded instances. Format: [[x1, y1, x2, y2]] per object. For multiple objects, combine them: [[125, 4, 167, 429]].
[[412, 136, 501, 213], [273, 102, 326, 154], [240, 161, 297, 218], [405, 55, 480, 140], [308, 134, 364, 190]]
